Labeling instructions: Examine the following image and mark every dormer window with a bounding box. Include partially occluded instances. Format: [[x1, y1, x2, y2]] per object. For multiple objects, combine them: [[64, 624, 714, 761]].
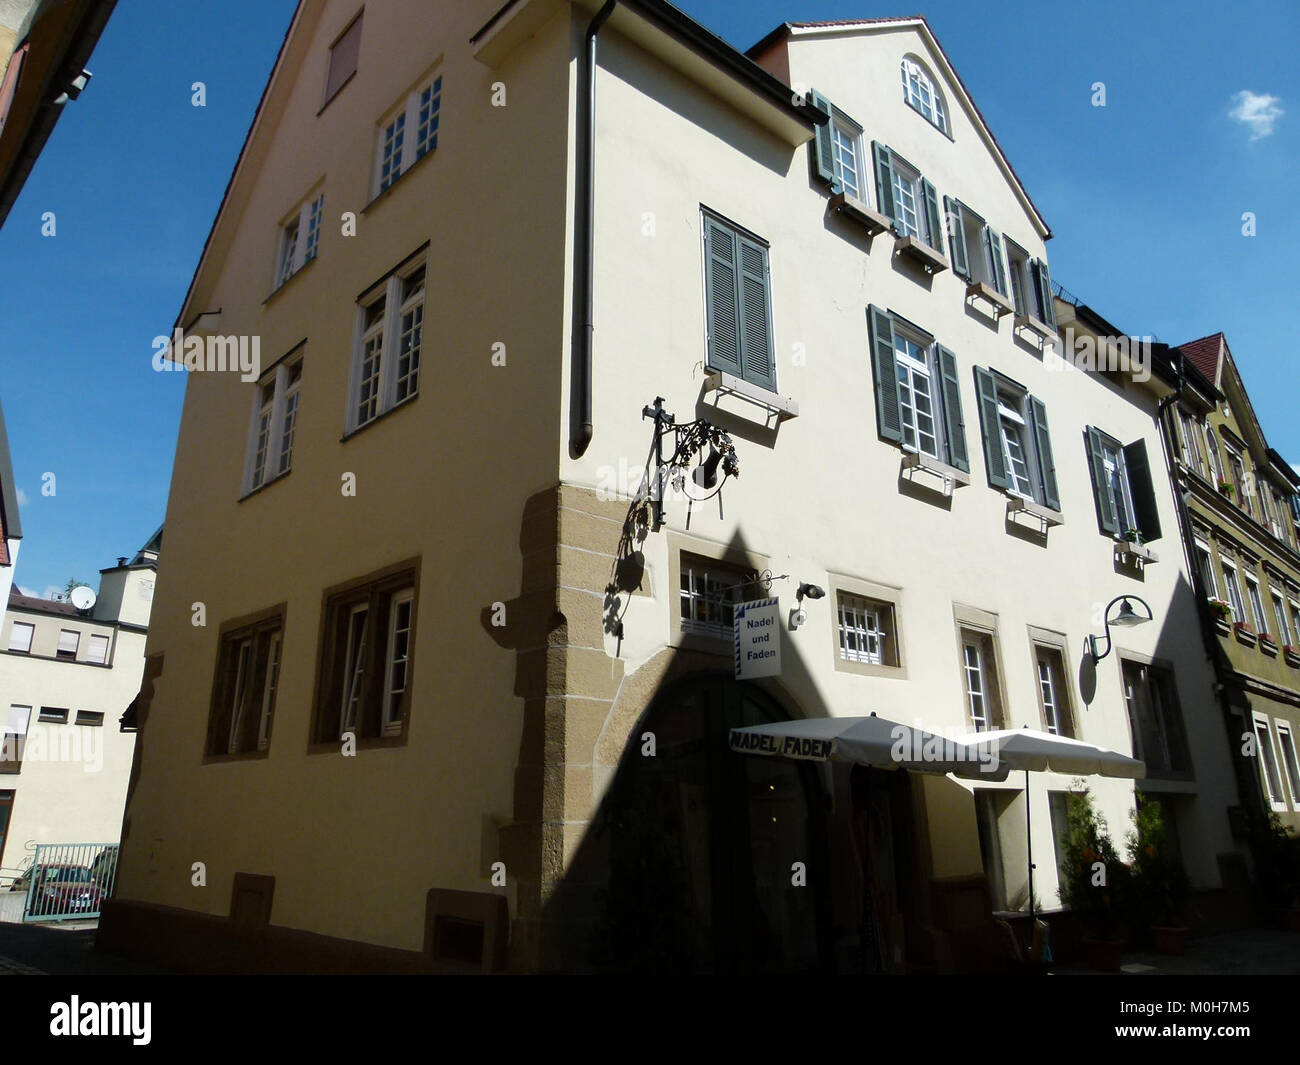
[[900, 56, 948, 134]]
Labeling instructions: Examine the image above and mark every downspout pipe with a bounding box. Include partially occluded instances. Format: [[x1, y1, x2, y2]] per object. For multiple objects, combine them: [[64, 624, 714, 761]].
[[571, 0, 617, 457]]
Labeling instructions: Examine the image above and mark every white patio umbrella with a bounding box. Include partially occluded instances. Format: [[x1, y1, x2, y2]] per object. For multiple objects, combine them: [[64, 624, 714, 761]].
[[952, 726, 1146, 919], [728, 713, 1010, 781]]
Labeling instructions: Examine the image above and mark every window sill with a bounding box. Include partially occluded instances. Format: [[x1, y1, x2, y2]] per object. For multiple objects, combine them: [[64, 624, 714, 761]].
[[1014, 313, 1056, 341], [1006, 495, 1062, 529], [1233, 622, 1257, 647], [828, 190, 890, 236], [966, 280, 1014, 318], [307, 733, 410, 755], [361, 147, 437, 215], [702, 370, 798, 424], [202, 748, 272, 765], [894, 234, 947, 274], [1259, 636, 1280, 658], [1114, 538, 1158, 564], [238, 467, 292, 503], [1283, 646, 1300, 668], [900, 450, 968, 496], [833, 654, 907, 680], [341, 393, 420, 442], [262, 254, 317, 307]]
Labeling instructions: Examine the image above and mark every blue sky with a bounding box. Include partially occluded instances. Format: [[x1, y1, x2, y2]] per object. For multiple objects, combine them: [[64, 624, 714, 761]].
[[1, 0, 1296, 597]]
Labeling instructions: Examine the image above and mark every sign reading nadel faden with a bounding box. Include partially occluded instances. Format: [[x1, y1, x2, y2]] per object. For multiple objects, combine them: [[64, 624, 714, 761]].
[[734, 597, 781, 680], [728, 729, 834, 761]]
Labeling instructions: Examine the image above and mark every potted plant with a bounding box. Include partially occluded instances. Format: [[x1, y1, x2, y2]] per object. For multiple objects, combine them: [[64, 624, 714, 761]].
[[1059, 785, 1128, 970], [1206, 598, 1231, 620], [1218, 479, 1234, 497], [1122, 528, 1144, 545], [1126, 795, 1189, 953]]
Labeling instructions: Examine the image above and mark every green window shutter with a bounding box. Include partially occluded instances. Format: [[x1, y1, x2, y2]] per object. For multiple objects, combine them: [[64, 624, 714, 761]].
[[703, 218, 742, 375], [808, 90, 836, 186], [973, 366, 1008, 489], [1031, 258, 1057, 328], [737, 235, 776, 392], [1123, 439, 1163, 542], [1028, 395, 1061, 511], [922, 179, 944, 255], [872, 142, 897, 227], [936, 344, 969, 472], [984, 228, 1009, 296], [1085, 427, 1119, 536], [944, 197, 968, 278], [867, 305, 903, 444]]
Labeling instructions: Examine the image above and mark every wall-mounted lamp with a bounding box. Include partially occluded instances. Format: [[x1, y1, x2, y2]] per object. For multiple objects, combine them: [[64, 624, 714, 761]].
[[1086, 595, 1153, 663], [789, 583, 826, 630]]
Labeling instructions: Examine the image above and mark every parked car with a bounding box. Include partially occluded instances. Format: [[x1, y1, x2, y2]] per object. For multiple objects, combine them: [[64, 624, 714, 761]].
[[90, 845, 120, 891], [8, 864, 104, 917]]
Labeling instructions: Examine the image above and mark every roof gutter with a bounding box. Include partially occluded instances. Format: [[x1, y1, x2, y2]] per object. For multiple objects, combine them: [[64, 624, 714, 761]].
[[570, 0, 616, 457]]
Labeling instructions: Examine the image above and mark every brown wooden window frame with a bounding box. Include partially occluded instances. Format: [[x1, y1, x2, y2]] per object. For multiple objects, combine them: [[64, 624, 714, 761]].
[[309, 558, 420, 751], [204, 603, 287, 761]]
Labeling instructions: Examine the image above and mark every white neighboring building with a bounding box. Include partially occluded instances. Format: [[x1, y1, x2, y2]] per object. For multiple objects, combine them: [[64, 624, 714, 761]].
[[0, 530, 158, 878], [0, 399, 21, 618]]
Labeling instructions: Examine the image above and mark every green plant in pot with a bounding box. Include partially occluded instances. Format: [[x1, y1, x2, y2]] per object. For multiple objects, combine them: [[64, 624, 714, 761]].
[[1206, 598, 1231, 620], [1058, 784, 1128, 969], [1126, 794, 1189, 953], [1122, 528, 1143, 546]]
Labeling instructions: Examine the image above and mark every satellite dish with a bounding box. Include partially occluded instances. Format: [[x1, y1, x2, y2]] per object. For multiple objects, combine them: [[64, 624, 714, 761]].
[[69, 585, 96, 612]]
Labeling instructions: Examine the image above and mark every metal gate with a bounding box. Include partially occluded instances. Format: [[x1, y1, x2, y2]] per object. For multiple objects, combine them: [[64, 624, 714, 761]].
[[19, 842, 119, 922]]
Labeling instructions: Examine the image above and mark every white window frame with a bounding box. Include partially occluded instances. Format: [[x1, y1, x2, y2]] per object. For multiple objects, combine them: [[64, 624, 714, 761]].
[[56, 629, 79, 661], [1274, 720, 1300, 811], [1253, 712, 1289, 812], [7, 621, 33, 653], [838, 594, 887, 665], [243, 353, 305, 493], [996, 390, 1040, 502], [257, 631, 281, 751], [893, 328, 944, 460], [679, 559, 746, 639], [1178, 409, 1205, 475], [225, 638, 254, 755], [829, 112, 864, 200], [339, 602, 369, 737], [347, 256, 427, 433], [963, 639, 991, 732], [1290, 599, 1300, 646], [373, 74, 442, 195], [1194, 540, 1219, 599], [274, 191, 324, 289], [890, 156, 925, 242], [86, 633, 110, 665], [1244, 573, 1268, 634], [1221, 560, 1246, 622], [1100, 439, 1137, 535], [381, 588, 414, 737], [900, 56, 948, 134], [1034, 646, 1071, 737]]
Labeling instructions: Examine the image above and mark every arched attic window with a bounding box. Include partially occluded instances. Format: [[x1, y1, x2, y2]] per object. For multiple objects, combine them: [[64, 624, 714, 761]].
[[900, 55, 949, 135]]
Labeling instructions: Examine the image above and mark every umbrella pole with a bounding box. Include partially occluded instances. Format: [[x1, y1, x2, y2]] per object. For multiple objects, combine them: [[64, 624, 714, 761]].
[[1025, 768, 1034, 922]]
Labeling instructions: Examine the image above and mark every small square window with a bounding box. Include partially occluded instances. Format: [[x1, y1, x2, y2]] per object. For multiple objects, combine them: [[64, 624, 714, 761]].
[[86, 633, 111, 665], [837, 593, 899, 667], [678, 555, 758, 640], [57, 630, 80, 661], [38, 707, 69, 724], [75, 711, 104, 727]]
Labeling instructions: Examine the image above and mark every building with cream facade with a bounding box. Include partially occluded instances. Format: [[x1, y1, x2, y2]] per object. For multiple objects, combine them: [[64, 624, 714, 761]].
[[0, 532, 156, 879], [103, 1, 1249, 973]]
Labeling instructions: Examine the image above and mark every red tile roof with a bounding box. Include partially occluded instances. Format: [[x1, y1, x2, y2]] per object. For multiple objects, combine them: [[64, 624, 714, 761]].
[[1175, 333, 1223, 385], [6, 588, 80, 616]]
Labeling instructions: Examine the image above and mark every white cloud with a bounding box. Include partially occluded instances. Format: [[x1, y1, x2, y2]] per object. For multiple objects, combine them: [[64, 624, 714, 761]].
[[1230, 90, 1283, 140], [15, 487, 28, 506]]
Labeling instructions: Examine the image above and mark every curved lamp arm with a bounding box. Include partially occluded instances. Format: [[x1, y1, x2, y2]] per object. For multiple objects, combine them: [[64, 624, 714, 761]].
[[1087, 595, 1154, 663]]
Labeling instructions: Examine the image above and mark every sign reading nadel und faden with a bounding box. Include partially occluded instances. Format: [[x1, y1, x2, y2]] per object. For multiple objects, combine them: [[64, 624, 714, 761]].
[[734, 597, 781, 680]]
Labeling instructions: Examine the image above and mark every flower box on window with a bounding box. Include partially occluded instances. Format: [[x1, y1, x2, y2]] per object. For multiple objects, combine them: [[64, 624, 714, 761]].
[[966, 279, 1014, 317], [1259, 632, 1279, 656], [894, 233, 947, 274], [1217, 480, 1234, 497], [829, 190, 891, 236], [1114, 537, 1158, 564], [1233, 621, 1257, 647], [1283, 645, 1300, 668]]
